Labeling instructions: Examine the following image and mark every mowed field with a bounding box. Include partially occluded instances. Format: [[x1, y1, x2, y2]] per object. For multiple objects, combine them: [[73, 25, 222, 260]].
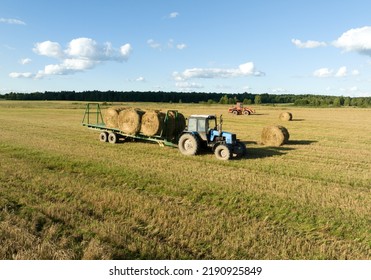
[[0, 100, 370, 260]]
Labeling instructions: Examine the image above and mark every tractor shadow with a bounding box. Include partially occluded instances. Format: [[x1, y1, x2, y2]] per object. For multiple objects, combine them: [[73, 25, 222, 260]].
[[290, 118, 305, 121], [286, 140, 317, 145], [237, 139, 317, 159], [244, 146, 294, 159]]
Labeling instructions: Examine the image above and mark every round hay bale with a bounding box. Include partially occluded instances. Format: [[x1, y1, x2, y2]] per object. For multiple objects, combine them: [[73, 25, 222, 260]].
[[163, 111, 175, 139], [140, 110, 166, 136], [261, 125, 290, 147], [279, 125, 290, 143], [174, 112, 186, 134], [103, 106, 128, 128], [279, 112, 292, 121], [118, 108, 144, 135]]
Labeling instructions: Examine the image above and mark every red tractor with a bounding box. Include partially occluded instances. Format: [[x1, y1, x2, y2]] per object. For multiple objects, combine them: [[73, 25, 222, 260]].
[[228, 102, 255, 115]]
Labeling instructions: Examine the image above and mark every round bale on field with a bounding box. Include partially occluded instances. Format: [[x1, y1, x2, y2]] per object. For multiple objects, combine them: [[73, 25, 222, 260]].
[[104, 106, 128, 128], [279, 112, 293, 121], [261, 125, 290, 147], [118, 108, 144, 135]]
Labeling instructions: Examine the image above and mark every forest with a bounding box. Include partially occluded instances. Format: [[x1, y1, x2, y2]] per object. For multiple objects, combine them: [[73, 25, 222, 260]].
[[1, 90, 370, 107]]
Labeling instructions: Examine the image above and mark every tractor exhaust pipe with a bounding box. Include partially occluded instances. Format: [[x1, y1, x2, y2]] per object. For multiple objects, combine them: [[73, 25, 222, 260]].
[[218, 114, 223, 136]]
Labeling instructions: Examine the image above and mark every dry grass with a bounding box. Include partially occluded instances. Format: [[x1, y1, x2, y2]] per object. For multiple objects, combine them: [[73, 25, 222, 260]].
[[0, 101, 370, 260]]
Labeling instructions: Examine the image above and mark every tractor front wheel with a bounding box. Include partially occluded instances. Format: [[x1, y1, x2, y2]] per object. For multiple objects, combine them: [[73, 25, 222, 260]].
[[214, 144, 231, 160], [178, 133, 200, 156]]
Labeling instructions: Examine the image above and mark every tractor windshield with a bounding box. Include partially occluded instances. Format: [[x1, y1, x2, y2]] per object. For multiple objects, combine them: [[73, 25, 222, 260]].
[[207, 118, 217, 131]]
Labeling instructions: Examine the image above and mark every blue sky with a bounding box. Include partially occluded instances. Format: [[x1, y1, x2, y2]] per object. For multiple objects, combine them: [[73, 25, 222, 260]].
[[1, 0, 371, 97]]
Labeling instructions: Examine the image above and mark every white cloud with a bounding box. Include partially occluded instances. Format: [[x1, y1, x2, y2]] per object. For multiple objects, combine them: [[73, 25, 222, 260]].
[[313, 68, 333, 78], [169, 12, 179, 18], [136, 77, 145, 82], [272, 88, 288, 93], [12, 38, 132, 79], [351, 69, 360, 76], [292, 39, 327, 48], [120, 43, 132, 59], [313, 66, 359, 78], [335, 66, 347, 77], [148, 38, 186, 51], [175, 82, 203, 89], [20, 58, 32, 65], [173, 62, 265, 81], [147, 39, 161, 49], [176, 43, 187, 50], [65, 38, 98, 58], [9, 72, 33, 78], [333, 26, 371, 56], [33, 41, 63, 58], [0, 18, 26, 25]]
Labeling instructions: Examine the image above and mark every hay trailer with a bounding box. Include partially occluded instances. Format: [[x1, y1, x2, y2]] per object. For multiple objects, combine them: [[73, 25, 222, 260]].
[[82, 103, 178, 147]]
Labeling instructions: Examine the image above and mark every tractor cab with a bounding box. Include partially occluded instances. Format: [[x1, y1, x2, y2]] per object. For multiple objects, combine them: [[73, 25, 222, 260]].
[[186, 114, 217, 141]]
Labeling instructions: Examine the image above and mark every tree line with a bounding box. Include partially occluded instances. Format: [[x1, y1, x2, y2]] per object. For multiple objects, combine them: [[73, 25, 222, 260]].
[[1, 91, 370, 107]]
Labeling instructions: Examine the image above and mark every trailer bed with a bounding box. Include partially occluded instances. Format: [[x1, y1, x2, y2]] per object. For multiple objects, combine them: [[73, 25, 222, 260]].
[[82, 103, 178, 147]]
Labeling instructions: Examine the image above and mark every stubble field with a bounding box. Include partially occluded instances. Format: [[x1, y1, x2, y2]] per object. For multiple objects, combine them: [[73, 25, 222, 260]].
[[0, 100, 370, 259]]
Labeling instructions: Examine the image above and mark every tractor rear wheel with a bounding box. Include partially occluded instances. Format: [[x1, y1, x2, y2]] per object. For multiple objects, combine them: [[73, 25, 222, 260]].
[[178, 133, 200, 156], [243, 110, 250, 115], [108, 132, 118, 144], [232, 110, 238, 115], [214, 144, 231, 160]]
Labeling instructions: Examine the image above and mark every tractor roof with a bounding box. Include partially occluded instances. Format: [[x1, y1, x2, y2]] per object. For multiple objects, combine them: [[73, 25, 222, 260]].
[[189, 114, 216, 119]]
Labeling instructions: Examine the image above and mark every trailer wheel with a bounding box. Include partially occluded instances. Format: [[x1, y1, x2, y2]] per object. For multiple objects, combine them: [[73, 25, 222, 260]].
[[108, 132, 118, 144], [99, 132, 108, 142], [178, 133, 200, 156], [214, 144, 231, 160]]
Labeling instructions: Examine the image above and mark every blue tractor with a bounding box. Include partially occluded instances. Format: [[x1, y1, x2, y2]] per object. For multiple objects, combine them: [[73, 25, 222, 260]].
[[178, 114, 247, 160]]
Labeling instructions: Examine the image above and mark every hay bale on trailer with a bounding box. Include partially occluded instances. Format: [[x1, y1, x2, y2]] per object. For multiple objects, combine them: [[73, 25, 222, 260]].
[[140, 110, 166, 136], [174, 112, 186, 134], [103, 106, 128, 128], [261, 125, 290, 147], [118, 108, 144, 135], [279, 112, 293, 121], [163, 111, 186, 139], [164, 111, 176, 138]]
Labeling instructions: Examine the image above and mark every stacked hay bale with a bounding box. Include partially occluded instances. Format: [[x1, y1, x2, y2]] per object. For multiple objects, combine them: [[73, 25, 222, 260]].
[[140, 110, 186, 139], [103, 106, 127, 128], [163, 111, 176, 138], [174, 112, 186, 135], [261, 125, 290, 147], [140, 110, 166, 136], [118, 108, 145, 135], [103, 106, 186, 139], [279, 112, 293, 121]]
